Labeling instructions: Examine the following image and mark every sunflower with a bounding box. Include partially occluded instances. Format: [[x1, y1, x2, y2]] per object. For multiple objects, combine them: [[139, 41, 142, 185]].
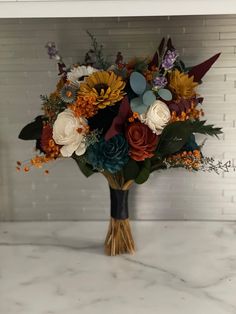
[[78, 71, 126, 109], [169, 69, 198, 99]]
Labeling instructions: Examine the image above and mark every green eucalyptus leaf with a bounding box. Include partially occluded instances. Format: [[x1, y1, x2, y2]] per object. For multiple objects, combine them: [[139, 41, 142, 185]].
[[142, 90, 156, 107], [130, 72, 147, 95], [158, 88, 172, 101], [130, 97, 148, 114]]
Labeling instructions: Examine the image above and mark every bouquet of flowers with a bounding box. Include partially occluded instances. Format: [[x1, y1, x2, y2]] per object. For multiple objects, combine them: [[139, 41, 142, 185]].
[[18, 35, 222, 255]]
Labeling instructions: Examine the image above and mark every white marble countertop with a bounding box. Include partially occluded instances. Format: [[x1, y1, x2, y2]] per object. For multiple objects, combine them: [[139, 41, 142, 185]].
[[0, 221, 236, 314]]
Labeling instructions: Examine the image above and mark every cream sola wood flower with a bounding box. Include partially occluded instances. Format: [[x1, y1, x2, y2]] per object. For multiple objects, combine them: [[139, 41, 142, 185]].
[[67, 65, 98, 86], [52, 109, 88, 157], [140, 100, 171, 135]]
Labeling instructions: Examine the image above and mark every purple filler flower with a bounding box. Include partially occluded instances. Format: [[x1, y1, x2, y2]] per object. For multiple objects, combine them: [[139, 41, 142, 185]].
[[153, 76, 167, 89], [162, 50, 179, 70], [45, 42, 61, 60]]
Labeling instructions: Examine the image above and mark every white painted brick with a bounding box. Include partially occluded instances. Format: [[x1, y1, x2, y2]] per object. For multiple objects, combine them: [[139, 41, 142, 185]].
[[225, 94, 236, 102], [186, 25, 236, 33], [225, 73, 236, 81], [203, 39, 236, 47], [183, 46, 234, 55], [205, 16, 236, 26], [220, 32, 236, 39]]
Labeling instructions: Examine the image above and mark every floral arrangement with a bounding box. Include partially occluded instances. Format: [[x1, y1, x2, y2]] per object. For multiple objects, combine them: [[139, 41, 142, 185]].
[[18, 35, 222, 255]]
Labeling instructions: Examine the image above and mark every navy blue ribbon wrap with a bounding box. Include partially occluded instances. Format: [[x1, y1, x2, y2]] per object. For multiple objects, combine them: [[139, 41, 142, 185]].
[[110, 187, 129, 220]]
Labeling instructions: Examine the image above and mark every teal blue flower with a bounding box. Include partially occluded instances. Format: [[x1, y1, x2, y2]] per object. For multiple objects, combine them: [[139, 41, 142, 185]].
[[86, 135, 129, 173]]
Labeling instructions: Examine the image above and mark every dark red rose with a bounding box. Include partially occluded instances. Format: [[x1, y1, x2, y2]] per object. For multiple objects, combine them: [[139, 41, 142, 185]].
[[126, 121, 158, 161], [40, 124, 53, 153], [40, 124, 60, 158]]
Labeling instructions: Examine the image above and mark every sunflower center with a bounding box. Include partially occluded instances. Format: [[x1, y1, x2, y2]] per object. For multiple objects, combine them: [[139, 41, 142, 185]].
[[66, 91, 72, 97], [94, 83, 109, 94]]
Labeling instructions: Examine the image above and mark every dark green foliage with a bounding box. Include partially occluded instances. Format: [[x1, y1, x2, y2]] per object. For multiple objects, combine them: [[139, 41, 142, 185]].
[[18, 116, 44, 140], [190, 120, 222, 137], [86, 31, 110, 70], [156, 120, 222, 157], [72, 154, 96, 177], [174, 58, 189, 73], [135, 159, 151, 184], [123, 159, 140, 181], [156, 121, 194, 157], [40, 94, 66, 123], [133, 59, 149, 73], [182, 134, 199, 151]]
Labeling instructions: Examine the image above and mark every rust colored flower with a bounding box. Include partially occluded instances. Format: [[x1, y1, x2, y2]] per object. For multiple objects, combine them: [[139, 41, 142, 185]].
[[126, 121, 158, 161], [40, 124, 60, 158]]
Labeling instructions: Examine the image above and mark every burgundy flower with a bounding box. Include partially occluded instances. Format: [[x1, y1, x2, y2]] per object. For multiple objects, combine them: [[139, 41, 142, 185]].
[[40, 124, 53, 153], [167, 97, 203, 116], [40, 124, 60, 158]]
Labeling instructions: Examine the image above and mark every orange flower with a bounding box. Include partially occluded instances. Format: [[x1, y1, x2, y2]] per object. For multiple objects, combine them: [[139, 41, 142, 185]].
[[166, 149, 202, 170], [69, 94, 97, 118]]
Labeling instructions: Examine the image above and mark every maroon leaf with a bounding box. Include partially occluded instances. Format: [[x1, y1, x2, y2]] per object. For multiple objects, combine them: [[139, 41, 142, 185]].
[[105, 96, 131, 141], [58, 62, 66, 75], [148, 51, 159, 70], [158, 37, 165, 56], [166, 38, 175, 51], [188, 53, 221, 82], [148, 37, 166, 69]]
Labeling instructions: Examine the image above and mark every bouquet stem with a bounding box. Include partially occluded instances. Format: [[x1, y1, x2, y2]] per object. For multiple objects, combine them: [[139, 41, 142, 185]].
[[105, 217, 135, 256], [104, 182, 135, 256]]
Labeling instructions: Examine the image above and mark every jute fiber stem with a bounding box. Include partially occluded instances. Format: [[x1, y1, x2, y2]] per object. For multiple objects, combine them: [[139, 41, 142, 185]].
[[104, 217, 135, 256], [103, 172, 135, 256]]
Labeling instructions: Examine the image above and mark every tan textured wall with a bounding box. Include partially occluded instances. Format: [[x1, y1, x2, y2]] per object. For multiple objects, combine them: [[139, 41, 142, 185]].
[[0, 15, 236, 221]]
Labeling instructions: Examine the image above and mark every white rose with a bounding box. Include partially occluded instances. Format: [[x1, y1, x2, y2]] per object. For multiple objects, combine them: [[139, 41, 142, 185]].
[[53, 109, 87, 157], [140, 100, 171, 135], [67, 65, 97, 85]]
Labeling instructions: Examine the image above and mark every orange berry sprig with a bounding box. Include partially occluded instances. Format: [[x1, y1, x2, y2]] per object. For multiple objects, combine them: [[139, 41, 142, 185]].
[[170, 101, 204, 123], [69, 95, 97, 119], [128, 112, 140, 123], [165, 149, 202, 171]]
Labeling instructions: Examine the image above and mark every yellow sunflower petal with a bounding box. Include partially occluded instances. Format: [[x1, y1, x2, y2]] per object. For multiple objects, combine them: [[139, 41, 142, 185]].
[[169, 69, 198, 99], [78, 70, 126, 110]]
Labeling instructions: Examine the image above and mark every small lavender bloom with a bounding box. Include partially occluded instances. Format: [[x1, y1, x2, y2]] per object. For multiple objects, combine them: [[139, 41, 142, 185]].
[[45, 42, 60, 60], [162, 50, 179, 70], [153, 76, 167, 88]]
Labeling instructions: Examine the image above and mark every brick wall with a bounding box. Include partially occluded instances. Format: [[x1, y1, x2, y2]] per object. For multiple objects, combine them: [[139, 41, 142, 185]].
[[0, 15, 236, 221]]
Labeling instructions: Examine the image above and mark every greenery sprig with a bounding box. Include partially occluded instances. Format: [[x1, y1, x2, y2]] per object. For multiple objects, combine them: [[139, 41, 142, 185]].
[[86, 31, 110, 70]]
